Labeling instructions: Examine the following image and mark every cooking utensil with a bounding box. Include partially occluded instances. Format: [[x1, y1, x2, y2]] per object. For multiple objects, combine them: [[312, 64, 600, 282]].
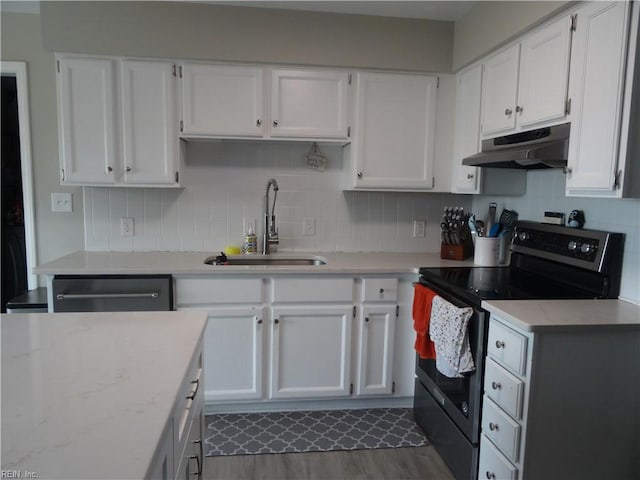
[[498, 208, 518, 230], [486, 202, 497, 234]]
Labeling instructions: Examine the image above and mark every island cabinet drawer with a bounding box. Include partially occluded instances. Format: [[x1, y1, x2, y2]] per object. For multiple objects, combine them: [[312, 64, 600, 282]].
[[482, 397, 521, 463], [362, 278, 398, 302], [175, 277, 262, 305], [487, 318, 528, 375], [479, 434, 519, 480], [484, 358, 524, 420], [272, 278, 353, 303]]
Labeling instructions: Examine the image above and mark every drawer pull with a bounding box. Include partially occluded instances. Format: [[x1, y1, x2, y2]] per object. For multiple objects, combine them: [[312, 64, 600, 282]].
[[186, 378, 199, 401], [489, 422, 499, 431], [379, 288, 384, 294], [491, 381, 501, 390], [495, 340, 505, 349], [486, 472, 496, 479], [189, 454, 202, 477]]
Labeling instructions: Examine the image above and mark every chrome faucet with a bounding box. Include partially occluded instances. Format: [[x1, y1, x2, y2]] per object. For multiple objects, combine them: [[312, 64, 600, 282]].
[[263, 178, 279, 254]]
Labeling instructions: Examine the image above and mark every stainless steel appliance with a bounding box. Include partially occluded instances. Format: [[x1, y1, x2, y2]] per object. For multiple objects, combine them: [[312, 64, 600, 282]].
[[52, 275, 173, 312], [413, 220, 624, 480]]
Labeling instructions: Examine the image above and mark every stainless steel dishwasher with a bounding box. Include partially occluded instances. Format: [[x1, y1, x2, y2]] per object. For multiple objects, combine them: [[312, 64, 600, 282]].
[[51, 275, 173, 312]]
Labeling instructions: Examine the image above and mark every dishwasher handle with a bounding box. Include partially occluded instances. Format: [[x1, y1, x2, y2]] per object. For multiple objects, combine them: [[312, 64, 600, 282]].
[[56, 292, 160, 300]]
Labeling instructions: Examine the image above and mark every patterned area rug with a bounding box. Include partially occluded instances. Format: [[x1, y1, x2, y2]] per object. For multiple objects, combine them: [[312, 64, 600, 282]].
[[204, 408, 429, 456]]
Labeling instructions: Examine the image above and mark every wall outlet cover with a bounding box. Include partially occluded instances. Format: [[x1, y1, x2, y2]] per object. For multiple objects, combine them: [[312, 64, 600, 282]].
[[413, 220, 426, 238], [303, 216, 316, 236], [51, 192, 73, 212], [120, 217, 134, 237]]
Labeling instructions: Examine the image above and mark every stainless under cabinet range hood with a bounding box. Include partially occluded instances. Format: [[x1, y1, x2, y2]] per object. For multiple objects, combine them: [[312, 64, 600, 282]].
[[463, 123, 570, 169]]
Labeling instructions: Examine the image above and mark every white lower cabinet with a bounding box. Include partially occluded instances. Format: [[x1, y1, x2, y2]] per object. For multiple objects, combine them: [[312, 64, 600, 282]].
[[356, 305, 396, 395], [270, 305, 352, 399], [146, 338, 204, 480], [175, 274, 413, 409], [201, 307, 264, 401]]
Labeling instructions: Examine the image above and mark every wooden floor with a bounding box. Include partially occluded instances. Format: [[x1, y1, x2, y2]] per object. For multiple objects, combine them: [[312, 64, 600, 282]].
[[204, 446, 455, 479]]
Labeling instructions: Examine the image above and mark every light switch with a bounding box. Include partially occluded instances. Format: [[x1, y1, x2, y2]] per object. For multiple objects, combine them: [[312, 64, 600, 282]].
[[51, 193, 73, 212]]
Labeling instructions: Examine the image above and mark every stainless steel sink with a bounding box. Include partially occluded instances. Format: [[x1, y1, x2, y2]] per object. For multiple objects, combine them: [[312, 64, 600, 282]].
[[204, 254, 327, 266]]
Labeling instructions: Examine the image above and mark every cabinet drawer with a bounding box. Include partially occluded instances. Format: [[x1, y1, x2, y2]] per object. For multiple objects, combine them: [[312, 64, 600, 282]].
[[175, 277, 262, 305], [479, 434, 518, 480], [487, 319, 528, 375], [484, 358, 524, 420], [272, 278, 353, 303], [482, 397, 521, 463], [363, 278, 398, 302]]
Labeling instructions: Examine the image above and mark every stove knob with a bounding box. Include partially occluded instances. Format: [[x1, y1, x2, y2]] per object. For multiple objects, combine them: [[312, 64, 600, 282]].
[[581, 243, 594, 254], [568, 241, 578, 251], [518, 231, 529, 242]]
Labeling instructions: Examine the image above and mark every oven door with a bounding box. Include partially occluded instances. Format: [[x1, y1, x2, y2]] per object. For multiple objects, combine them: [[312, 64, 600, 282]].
[[414, 280, 488, 445]]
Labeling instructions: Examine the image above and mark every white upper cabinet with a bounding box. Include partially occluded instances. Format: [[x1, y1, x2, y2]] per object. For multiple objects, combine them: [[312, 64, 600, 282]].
[[348, 72, 438, 190], [180, 64, 264, 138], [481, 44, 520, 136], [481, 15, 572, 138], [565, 1, 637, 197], [270, 69, 349, 139], [180, 64, 349, 141], [57, 57, 118, 185], [452, 64, 483, 193], [121, 60, 179, 185], [57, 55, 181, 187]]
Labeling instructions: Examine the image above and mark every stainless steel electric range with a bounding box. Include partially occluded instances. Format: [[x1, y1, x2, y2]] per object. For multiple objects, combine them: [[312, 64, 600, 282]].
[[413, 220, 625, 480]]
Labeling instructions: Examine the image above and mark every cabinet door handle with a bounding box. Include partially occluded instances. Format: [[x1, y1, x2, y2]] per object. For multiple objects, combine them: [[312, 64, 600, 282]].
[[515, 105, 523, 113], [273, 120, 279, 127], [504, 108, 512, 116], [563, 166, 573, 174], [486, 472, 496, 479], [193, 439, 203, 476], [186, 378, 199, 400], [365, 317, 370, 323], [274, 318, 279, 324], [257, 319, 263, 325], [491, 381, 501, 390], [495, 340, 505, 349], [357, 171, 363, 179], [467, 173, 474, 179], [489, 422, 499, 431], [106, 166, 113, 173], [256, 119, 262, 126], [189, 454, 202, 477], [125, 166, 132, 172]]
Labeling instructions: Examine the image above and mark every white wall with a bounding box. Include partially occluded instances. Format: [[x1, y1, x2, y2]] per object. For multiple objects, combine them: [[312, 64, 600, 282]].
[[84, 141, 471, 253], [472, 170, 640, 304]]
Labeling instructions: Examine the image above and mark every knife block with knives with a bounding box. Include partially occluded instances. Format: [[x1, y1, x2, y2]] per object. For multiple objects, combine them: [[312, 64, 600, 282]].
[[440, 206, 474, 260]]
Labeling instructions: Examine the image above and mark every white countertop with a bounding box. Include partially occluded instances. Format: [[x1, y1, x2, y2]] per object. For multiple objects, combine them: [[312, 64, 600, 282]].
[[34, 250, 474, 276], [483, 298, 640, 332], [0, 311, 208, 480]]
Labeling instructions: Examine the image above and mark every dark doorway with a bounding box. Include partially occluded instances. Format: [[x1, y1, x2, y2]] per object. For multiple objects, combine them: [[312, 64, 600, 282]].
[[2, 75, 28, 312]]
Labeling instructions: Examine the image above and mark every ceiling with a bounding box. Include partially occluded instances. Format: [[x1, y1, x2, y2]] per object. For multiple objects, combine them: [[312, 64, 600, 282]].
[[201, 1, 478, 21]]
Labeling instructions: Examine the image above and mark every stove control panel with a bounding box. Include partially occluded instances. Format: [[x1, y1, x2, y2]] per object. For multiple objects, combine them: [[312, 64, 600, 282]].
[[513, 227, 599, 261]]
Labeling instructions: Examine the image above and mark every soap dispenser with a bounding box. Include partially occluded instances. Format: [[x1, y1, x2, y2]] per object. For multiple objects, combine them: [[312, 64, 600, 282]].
[[243, 222, 257, 254]]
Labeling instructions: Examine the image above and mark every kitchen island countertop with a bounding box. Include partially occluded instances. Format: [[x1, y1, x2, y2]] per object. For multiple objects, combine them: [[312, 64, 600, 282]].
[[34, 250, 475, 276], [483, 298, 640, 332], [0, 311, 208, 480]]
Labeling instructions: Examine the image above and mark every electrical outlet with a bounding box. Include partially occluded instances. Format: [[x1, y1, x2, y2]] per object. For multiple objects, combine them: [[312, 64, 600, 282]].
[[51, 193, 73, 212], [413, 220, 426, 238], [303, 216, 316, 236], [120, 217, 134, 237]]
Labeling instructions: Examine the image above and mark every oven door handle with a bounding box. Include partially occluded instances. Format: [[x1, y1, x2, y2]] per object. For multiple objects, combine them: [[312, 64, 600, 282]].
[[431, 388, 446, 406]]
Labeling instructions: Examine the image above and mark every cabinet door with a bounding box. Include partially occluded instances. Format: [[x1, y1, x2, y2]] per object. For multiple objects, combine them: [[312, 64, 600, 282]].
[[517, 15, 572, 128], [356, 305, 396, 395], [481, 44, 520, 136], [270, 69, 349, 139], [566, 1, 630, 195], [57, 56, 118, 185], [181, 64, 264, 137], [198, 307, 264, 401], [121, 60, 179, 185], [452, 65, 483, 193], [270, 306, 352, 399], [352, 72, 437, 189]]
